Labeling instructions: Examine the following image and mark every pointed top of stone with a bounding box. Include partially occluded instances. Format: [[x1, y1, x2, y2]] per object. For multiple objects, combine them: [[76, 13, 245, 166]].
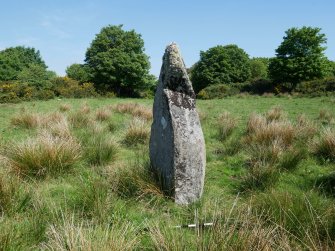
[[160, 43, 195, 98]]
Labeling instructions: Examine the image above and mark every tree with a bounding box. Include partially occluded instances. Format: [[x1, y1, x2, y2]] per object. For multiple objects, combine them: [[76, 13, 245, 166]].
[[85, 25, 152, 96], [250, 57, 269, 80], [191, 45, 251, 93], [66, 63, 90, 83], [17, 64, 56, 89], [269, 26, 329, 86], [0, 46, 47, 81]]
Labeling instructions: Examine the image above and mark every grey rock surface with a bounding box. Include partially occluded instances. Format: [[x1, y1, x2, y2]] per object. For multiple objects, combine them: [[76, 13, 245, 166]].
[[149, 43, 206, 205]]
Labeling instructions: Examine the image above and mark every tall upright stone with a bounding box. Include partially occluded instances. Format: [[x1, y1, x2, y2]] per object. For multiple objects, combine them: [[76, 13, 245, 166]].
[[149, 43, 206, 205]]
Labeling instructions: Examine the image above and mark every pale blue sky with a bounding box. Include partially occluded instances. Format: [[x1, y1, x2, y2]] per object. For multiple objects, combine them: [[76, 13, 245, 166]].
[[1, 0, 334, 76]]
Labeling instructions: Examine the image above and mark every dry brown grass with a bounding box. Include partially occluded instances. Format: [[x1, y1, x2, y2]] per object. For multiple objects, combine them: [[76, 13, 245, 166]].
[[217, 111, 238, 141], [10, 112, 40, 129], [95, 108, 111, 121], [124, 117, 150, 146], [265, 106, 285, 122], [113, 103, 152, 121], [247, 113, 267, 134], [318, 109, 334, 125], [295, 114, 317, 141], [68, 111, 91, 128], [80, 103, 91, 114], [59, 103, 71, 112], [4, 131, 81, 177], [312, 128, 335, 161]]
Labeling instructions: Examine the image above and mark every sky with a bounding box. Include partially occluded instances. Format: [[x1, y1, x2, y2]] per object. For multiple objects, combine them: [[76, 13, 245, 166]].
[[1, 0, 334, 76]]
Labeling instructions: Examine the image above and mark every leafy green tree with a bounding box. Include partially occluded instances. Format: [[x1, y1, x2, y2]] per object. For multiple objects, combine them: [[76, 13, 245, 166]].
[[66, 63, 90, 83], [191, 45, 251, 93], [17, 64, 56, 89], [85, 25, 152, 96], [0, 46, 47, 81], [250, 57, 269, 80], [269, 26, 329, 86]]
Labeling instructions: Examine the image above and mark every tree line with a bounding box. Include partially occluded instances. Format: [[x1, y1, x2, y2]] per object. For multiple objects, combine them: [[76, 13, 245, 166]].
[[0, 25, 334, 102]]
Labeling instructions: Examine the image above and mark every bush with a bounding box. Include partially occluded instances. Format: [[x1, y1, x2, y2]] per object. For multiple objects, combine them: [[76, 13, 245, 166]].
[[197, 84, 239, 99], [295, 77, 335, 96], [52, 77, 97, 98]]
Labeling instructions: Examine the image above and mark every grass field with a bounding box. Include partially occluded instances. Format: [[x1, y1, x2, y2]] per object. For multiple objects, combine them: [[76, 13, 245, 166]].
[[1, 95, 335, 250]]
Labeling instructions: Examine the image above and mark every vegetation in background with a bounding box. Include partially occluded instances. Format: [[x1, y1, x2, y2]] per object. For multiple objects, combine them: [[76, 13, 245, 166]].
[[269, 26, 330, 87], [85, 24, 156, 96], [191, 44, 251, 93]]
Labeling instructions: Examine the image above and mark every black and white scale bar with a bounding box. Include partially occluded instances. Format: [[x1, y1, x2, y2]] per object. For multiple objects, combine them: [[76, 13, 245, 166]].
[[174, 223, 214, 229]]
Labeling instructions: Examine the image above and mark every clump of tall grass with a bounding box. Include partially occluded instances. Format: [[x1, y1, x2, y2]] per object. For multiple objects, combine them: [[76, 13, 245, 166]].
[[95, 108, 111, 121], [80, 103, 91, 114], [124, 117, 150, 146], [217, 112, 238, 141], [246, 113, 267, 134], [41, 215, 139, 251], [265, 106, 285, 122], [10, 112, 40, 129], [4, 131, 81, 178], [59, 103, 71, 112], [0, 165, 31, 215], [113, 103, 138, 114], [243, 110, 305, 190], [79, 124, 119, 166], [251, 190, 335, 248], [113, 103, 152, 121], [68, 111, 91, 128], [108, 150, 163, 200], [148, 202, 303, 250], [318, 109, 334, 125], [240, 163, 279, 191], [295, 114, 317, 141], [312, 128, 335, 161]]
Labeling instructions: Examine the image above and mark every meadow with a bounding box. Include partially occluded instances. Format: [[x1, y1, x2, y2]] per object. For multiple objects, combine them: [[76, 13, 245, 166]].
[[0, 95, 335, 250]]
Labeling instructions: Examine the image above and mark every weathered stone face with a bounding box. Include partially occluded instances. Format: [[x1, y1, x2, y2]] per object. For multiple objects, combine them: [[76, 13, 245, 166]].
[[149, 43, 206, 205]]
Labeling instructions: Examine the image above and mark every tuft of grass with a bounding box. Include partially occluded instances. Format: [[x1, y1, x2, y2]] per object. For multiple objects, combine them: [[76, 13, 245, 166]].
[[265, 106, 285, 122], [80, 103, 91, 114], [113, 103, 138, 114], [124, 117, 150, 146], [59, 103, 71, 112], [95, 108, 111, 121], [318, 109, 334, 125], [113, 103, 152, 121], [279, 147, 306, 171], [312, 128, 335, 162], [80, 125, 119, 166], [246, 113, 267, 134], [0, 165, 31, 215], [4, 131, 81, 178], [68, 111, 91, 128], [295, 114, 317, 141], [217, 111, 238, 141], [109, 150, 163, 200], [11, 112, 40, 129], [41, 215, 139, 251], [240, 163, 279, 191], [251, 190, 335, 248]]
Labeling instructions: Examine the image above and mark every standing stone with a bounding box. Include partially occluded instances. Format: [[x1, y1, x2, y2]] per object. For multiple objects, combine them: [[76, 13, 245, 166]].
[[149, 43, 206, 205]]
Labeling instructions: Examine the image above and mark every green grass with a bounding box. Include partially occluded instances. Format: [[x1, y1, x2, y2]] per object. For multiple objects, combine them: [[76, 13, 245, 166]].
[[0, 95, 335, 249]]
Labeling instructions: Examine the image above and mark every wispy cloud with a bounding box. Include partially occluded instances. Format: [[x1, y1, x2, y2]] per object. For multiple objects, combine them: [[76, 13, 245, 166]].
[[39, 13, 71, 39]]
